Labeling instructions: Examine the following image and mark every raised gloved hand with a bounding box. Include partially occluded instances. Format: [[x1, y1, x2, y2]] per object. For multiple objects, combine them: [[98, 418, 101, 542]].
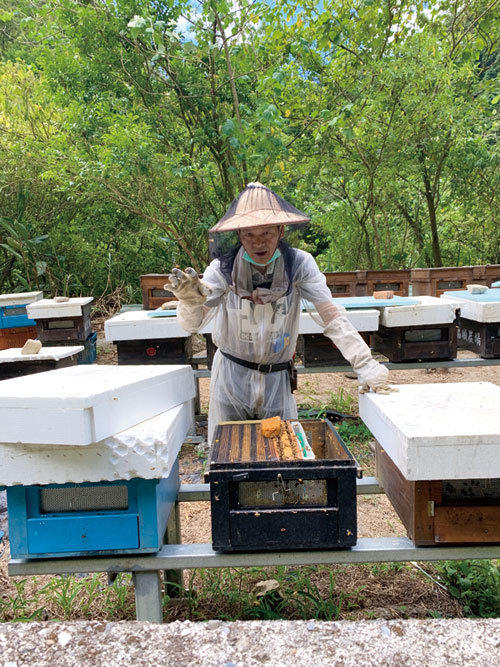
[[324, 314, 398, 395], [164, 268, 212, 306]]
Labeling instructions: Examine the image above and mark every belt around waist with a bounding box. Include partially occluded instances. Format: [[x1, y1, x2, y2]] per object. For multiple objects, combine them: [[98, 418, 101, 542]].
[[220, 350, 291, 374]]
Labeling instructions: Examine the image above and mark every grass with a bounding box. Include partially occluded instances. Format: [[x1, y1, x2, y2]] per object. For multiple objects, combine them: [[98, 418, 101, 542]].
[[1, 558, 467, 624]]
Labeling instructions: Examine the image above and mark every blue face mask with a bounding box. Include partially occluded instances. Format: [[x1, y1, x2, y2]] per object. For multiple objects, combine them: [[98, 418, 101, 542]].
[[243, 249, 281, 267]]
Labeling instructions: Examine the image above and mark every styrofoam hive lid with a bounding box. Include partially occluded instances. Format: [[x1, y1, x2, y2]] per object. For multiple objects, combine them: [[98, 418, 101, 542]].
[[359, 382, 500, 481], [26, 296, 93, 319], [0, 364, 195, 446], [441, 289, 500, 323], [0, 346, 84, 362], [0, 402, 191, 486], [299, 309, 380, 334], [105, 310, 190, 341], [0, 291, 43, 307], [379, 295, 458, 327]]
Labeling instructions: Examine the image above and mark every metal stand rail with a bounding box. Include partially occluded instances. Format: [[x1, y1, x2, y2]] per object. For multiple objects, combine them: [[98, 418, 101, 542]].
[[9, 478, 500, 624], [193, 357, 500, 379]]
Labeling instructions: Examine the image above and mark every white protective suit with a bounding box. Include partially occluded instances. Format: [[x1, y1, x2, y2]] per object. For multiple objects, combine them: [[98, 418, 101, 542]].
[[175, 245, 390, 441]]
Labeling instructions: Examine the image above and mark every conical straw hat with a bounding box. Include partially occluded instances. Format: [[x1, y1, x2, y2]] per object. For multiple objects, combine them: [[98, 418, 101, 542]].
[[209, 182, 310, 233]]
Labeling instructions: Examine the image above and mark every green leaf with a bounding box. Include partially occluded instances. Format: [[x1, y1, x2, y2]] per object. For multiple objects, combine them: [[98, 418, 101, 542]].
[[221, 119, 235, 136]]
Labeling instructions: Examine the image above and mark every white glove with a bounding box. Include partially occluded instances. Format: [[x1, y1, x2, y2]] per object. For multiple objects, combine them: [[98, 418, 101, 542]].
[[324, 314, 397, 394], [164, 268, 212, 306]]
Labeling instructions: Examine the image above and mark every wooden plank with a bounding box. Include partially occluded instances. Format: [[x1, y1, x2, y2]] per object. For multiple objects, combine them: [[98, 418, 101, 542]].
[[434, 506, 500, 543], [376, 442, 435, 545]]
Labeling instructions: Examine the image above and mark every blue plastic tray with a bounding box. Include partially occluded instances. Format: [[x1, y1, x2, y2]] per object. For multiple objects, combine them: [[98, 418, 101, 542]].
[[146, 309, 177, 317], [304, 296, 420, 311], [442, 289, 500, 302]]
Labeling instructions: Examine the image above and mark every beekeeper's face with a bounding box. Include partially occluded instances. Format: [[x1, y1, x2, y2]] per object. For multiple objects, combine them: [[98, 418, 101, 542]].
[[238, 225, 284, 265]]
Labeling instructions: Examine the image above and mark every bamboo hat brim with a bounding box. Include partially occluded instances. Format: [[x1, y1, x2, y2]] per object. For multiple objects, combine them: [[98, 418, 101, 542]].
[[209, 182, 310, 233]]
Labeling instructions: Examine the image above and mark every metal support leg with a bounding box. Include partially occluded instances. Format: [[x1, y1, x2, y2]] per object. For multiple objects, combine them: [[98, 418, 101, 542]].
[[164, 501, 184, 597], [194, 376, 201, 417], [132, 571, 163, 623]]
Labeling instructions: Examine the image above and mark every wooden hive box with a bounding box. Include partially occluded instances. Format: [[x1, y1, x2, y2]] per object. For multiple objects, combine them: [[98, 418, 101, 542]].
[[410, 266, 497, 297], [356, 270, 411, 297], [205, 419, 359, 552], [371, 296, 458, 362], [323, 271, 359, 297], [0, 291, 42, 330], [360, 383, 500, 546], [441, 289, 500, 359], [27, 297, 93, 343], [0, 346, 83, 381], [105, 310, 193, 366], [140, 274, 177, 310], [298, 309, 379, 368]]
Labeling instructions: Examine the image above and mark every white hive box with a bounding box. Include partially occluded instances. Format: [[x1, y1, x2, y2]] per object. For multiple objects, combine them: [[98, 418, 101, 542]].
[[0, 291, 43, 307], [26, 296, 94, 319], [441, 289, 500, 323], [359, 382, 500, 481], [379, 296, 458, 327], [0, 364, 195, 446], [299, 309, 380, 334], [0, 402, 191, 486], [0, 346, 84, 363], [105, 310, 190, 341]]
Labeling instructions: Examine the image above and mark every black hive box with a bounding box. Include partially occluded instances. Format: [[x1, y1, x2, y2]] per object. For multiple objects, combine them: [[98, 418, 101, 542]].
[[205, 419, 359, 552]]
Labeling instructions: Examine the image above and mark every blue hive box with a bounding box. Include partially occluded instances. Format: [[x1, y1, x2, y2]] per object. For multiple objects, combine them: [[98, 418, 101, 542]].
[[4, 460, 179, 559]]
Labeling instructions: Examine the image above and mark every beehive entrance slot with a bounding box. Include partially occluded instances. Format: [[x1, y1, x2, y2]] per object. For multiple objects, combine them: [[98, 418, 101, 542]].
[[40, 485, 129, 513]]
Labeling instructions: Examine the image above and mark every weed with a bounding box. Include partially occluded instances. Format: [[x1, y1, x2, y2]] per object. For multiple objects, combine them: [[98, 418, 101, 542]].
[[327, 388, 355, 414], [435, 560, 500, 617]]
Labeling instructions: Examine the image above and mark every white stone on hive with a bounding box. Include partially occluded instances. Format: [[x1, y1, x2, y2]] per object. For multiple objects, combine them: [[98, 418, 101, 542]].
[[0, 364, 195, 446], [0, 346, 84, 362], [379, 296, 457, 328], [0, 402, 191, 486], [359, 382, 500, 481], [26, 296, 93, 319], [0, 291, 43, 307]]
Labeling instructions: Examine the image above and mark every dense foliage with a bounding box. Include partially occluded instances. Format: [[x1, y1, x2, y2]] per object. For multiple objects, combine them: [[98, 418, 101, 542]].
[[0, 0, 498, 298]]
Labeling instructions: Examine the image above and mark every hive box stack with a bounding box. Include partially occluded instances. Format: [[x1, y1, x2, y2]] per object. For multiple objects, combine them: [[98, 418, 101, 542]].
[[441, 289, 500, 358], [299, 307, 380, 367], [0, 345, 84, 381], [206, 419, 359, 552], [0, 291, 43, 351], [0, 364, 195, 558], [360, 383, 500, 545], [371, 295, 458, 362], [27, 297, 96, 364]]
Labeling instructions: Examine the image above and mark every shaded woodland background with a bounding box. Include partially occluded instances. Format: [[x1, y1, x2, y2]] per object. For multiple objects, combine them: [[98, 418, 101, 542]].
[[0, 0, 498, 301]]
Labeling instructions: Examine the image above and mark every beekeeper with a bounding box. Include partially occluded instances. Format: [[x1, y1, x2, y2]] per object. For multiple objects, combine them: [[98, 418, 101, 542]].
[[166, 182, 395, 440]]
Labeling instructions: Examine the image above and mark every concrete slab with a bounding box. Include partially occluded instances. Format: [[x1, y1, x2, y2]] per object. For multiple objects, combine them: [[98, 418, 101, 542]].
[[1, 619, 500, 666], [0, 401, 191, 486], [0, 365, 195, 446], [300, 309, 380, 334], [379, 295, 458, 327], [359, 382, 500, 480]]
